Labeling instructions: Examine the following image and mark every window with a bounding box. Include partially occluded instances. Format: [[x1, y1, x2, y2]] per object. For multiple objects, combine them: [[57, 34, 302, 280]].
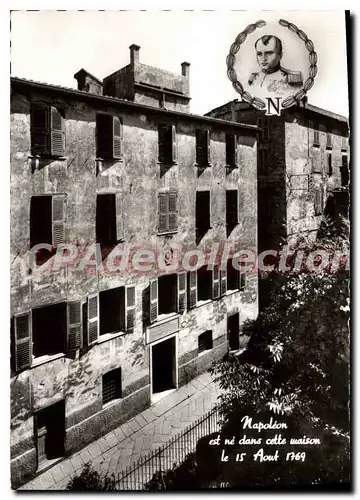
[[341, 136, 348, 151], [326, 132, 332, 149], [32, 303, 66, 358], [102, 368, 122, 405], [341, 156, 349, 187], [35, 401, 65, 466], [149, 273, 186, 323], [227, 259, 240, 291], [98, 286, 135, 336], [196, 129, 210, 166], [226, 134, 238, 167], [158, 124, 176, 163], [158, 192, 178, 234], [186, 266, 221, 309], [226, 190, 239, 232], [198, 330, 213, 354], [326, 153, 333, 177], [96, 114, 123, 159], [196, 191, 211, 235], [30, 195, 66, 254], [31, 103, 65, 157], [314, 187, 324, 216], [96, 194, 124, 244], [313, 123, 320, 147], [197, 266, 212, 302]]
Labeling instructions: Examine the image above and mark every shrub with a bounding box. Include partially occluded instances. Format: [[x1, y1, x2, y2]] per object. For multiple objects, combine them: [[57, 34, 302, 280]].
[[66, 462, 117, 491]]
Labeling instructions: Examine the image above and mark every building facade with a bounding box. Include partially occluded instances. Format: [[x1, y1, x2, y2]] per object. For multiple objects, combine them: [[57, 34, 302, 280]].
[[10, 46, 259, 488]]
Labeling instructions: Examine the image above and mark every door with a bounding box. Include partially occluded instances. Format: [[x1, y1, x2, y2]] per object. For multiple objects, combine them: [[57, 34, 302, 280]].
[[227, 313, 240, 351], [152, 337, 175, 394], [36, 400, 65, 466]]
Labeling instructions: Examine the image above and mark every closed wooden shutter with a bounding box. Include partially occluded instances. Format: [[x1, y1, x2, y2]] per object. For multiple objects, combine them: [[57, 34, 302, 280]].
[[125, 286, 136, 333], [212, 266, 220, 299], [31, 103, 49, 155], [226, 134, 236, 166], [113, 117, 123, 159], [50, 106, 65, 157], [168, 192, 178, 232], [67, 301, 82, 350], [188, 270, 197, 308], [158, 193, 169, 233], [52, 195, 66, 247], [172, 124, 177, 163], [14, 313, 32, 371], [87, 294, 99, 345], [220, 268, 227, 296], [115, 193, 124, 242], [196, 130, 210, 166], [150, 279, 158, 323], [177, 272, 186, 313]]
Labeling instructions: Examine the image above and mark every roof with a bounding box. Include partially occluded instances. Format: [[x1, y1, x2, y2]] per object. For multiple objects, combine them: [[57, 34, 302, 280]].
[[10, 77, 258, 133], [73, 68, 103, 85]]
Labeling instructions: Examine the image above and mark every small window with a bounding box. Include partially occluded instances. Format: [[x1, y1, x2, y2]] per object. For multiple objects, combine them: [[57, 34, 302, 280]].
[[226, 190, 239, 232], [196, 129, 210, 166], [313, 123, 320, 147], [196, 191, 211, 235], [96, 193, 124, 245], [102, 368, 122, 405], [326, 153, 333, 177], [198, 330, 213, 354], [33, 303, 67, 358], [158, 124, 176, 163], [326, 132, 332, 149], [96, 114, 123, 159], [197, 266, 212, 302], [31, 103, 65, 157], [314, 187, 324, 216], [30, 195, 66, 252], [158, 192, 178, 234], [226, 134, 238, 167], [227, 259, 240, 291]]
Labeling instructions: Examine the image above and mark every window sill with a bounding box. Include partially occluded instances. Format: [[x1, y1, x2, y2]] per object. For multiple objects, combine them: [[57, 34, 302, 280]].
[[195, 299, 212, 309], [195, 163, 212, 168], [152, 312, 179, 326], [31, 352, 65, 368], [157, 160, 178, 166], [102, 397, 122, 410], [325, 145, 333, 150], [225, 164, 239, 169], [29, 154, 67, 161], [98, 331, 126, 344], [198, 348, 213, 357], [157, 230, 178, 236], [95, 157, 125, 163], [225, 288, 243, 296], [312, 143, 320, 148]]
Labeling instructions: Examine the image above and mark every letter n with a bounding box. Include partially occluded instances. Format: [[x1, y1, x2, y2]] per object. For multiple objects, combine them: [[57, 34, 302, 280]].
[[266, 97, 282, 116]]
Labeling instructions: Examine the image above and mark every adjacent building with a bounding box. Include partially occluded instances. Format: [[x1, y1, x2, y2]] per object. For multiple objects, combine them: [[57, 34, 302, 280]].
[[10, 45, 259, 487]]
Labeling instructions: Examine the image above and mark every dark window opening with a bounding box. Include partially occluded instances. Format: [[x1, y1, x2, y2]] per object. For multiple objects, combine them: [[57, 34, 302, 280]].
[[158, 274, 177, 316], [341, 156, 349, 186], [227, 313, 240, 351], [326, 132, 332, 149], [36, 400, 65, 465], [196, 129, 210, 166], [102, 368, 122, 405], [31, 104, 65, 157], [96, 194, 116, 245], [196, 191, 210, 238], [158, 124, 176, 164], [32, 303, 66, 358], [226, 134, 237, 167], [198, 330, 213, 354], [226, 190, 238, 233], [227, 260, 239, 291], [327, 153, 333, 176], [96, 114, 123, 159], [99, 287, 124, 335], [197, 266, 212, 302]]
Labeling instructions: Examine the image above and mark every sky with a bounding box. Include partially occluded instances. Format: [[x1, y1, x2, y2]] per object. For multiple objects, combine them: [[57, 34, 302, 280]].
[[10, 9, 349, 119]]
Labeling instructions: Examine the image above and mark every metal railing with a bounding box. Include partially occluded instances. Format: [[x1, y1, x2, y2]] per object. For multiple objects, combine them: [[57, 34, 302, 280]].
[[115, 406, 220, 490]]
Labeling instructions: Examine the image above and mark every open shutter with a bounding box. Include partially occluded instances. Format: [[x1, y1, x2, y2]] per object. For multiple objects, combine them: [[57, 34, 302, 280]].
[[220, 268, 227, 296], [158, 193, 169, 233], [115, 193, 125, 242], [31, 103, 49, 155], [87, 294, 99, 345], [177, 272, 187, 313], [125, 285, 136, 333], [172, 124, 177, 163], [188, 270, 197, 309], [52, 195, 66, 247], [113, 117, 123, 159], [67, 302, 82, 350], [212, 266, 220, 299], [14, 313, 32, 371], [158, 125, 169, 163], [168, 192, 178, 232], [196, 130, 209, 166], [150, 279, 158, 324], [50, 106, 65, 157]]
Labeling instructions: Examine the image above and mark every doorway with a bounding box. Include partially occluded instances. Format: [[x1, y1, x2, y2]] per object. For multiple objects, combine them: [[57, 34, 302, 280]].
[[35, 400, 65, 468], [227, 313, 240, 351], [151, 337, 176, 396]]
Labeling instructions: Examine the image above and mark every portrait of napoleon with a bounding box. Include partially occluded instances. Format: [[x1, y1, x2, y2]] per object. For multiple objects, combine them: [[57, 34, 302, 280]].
[[249, 35, 303, 95]]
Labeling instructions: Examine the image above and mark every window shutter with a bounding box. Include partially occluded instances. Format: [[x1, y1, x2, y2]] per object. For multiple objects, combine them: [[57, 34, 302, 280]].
[[50, 106, 65, 157], [52, 195, 66, 247], [14, 313, 32, 371], [158, 125, 169, 163], [240, 273, 246, 291], [113, 117, 123, 159], [125, 285, 136, 333], [31, 103, 50, 155], [168, 192, 178, 232], [220, 268, 227, 296], [226, 134, 237, 167], [172, 124, 177, 163], [212, 266, 220, 299], [115, 193, 125, 242], [206, 130, 211, 165], [177, 272, 187, 313], [67, 301, 82, 350], [188, 270, 197, 308], [150, 279, 158, 324], [196, 130, 209, 166], [158, 193, 169, 233], [87, 294, 99, 345], [226, 190, 238, 227]]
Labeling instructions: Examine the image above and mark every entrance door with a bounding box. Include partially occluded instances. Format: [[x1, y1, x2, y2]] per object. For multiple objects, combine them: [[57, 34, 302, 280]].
[[36, 400, 65, 466], [227, 313, 240, 351], [152, 337, 175, 394]]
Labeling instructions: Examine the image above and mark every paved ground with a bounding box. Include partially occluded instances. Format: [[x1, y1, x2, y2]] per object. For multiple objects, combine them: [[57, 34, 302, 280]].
[[21, 372, 221, 490]]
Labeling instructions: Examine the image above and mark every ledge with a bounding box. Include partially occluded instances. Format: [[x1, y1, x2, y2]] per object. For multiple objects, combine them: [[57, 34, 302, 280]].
[[97, 331, 127, 344], [31, 352, 65, 369]]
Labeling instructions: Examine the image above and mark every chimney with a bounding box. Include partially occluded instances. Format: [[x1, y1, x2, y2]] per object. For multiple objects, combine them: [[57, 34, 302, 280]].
[[73, 69, 103, 95], [130, 44, 141, 65], [181, 61, 190, 78]]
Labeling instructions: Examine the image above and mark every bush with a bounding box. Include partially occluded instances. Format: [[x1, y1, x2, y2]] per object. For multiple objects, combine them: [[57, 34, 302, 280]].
[[66, 462, 117, 491], [144, 453, 200, 490]]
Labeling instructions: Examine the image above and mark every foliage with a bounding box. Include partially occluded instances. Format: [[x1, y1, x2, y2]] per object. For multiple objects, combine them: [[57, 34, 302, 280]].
[[144, 453, 200, 490], [66, 462, 117, 491]]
